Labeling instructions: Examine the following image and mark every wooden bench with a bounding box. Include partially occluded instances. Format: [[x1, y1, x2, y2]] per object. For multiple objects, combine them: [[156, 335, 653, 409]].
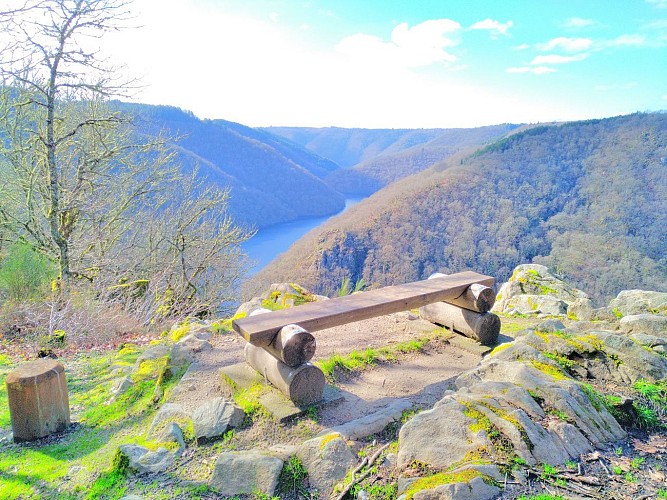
[[233, 271, 494, 346], [231, 271, 498, 406]]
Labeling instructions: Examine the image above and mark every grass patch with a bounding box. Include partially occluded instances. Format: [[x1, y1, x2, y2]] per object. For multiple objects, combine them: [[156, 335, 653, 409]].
[[0, 344, 186, 497], [316, 335, 433, 381]]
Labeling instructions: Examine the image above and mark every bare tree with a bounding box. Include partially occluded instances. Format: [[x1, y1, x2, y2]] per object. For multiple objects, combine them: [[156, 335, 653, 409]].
[[0, 0, 133, 281], [0, 0, 252, 323]]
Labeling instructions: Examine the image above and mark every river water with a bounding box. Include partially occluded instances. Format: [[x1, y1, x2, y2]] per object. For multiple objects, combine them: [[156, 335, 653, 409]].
[[242, 198, 363, 275]]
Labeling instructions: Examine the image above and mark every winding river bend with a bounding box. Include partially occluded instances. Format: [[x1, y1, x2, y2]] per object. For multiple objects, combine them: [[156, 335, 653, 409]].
[[242, 198, 363, 275]]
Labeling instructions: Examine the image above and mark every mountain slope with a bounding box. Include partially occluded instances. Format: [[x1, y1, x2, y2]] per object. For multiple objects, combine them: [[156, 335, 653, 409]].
[[245, 113, 667, 304], [117, 103, 345, 228], [263, 127, 448, 168], [324, 124, 521, 195]]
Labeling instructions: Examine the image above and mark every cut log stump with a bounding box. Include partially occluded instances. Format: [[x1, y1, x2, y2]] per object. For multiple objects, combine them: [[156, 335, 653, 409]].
[[6, 359, 70, 442], [420, 301, 500, 345], [244, 344, 325, 406]]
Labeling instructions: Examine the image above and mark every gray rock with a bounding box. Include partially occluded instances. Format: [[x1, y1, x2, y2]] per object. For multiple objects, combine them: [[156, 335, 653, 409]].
[[591, 307, 619, 322], [620, 314, 667, 336], [147, 403, 192, 441], [209, 451, 283, 497], [154, 422, 185, 454], [398, 398, 488, 468], [170, 334, 211, 367], [118, 444, 175, 473], [549, 422, 592, 458], [134, 344, 170, 367], [630, 333, 667, 347], [609, 290, 667, 316], [323, 399, 412, 440], [110, 376, 133, 397], [493, 264, 589, 316], [403, 473, 500, 500], [235, 297, 264, 317], [297, 433, 356, 496], [567, 298, 594, 321], [192, 397, 244, 441], [534, 319, 566, 332], [119, 496, 144, 500]]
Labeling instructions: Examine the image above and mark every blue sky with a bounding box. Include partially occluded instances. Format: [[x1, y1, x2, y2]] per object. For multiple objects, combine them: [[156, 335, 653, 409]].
[[108, 0, 667, 128]]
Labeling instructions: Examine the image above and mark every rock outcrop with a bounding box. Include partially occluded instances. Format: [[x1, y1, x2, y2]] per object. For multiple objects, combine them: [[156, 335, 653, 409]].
[[493, 264, 589, 316]]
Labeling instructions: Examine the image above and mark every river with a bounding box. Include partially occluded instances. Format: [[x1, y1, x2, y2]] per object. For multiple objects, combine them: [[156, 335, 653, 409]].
[[241, 198, 363, 275]]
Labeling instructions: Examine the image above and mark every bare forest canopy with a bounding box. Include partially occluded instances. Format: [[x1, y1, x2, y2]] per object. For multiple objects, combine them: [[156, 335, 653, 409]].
[[246, 112, 667, 305]]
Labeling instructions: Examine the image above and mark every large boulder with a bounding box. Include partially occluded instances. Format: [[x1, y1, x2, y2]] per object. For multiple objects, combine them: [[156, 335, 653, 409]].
[[620, 314, 667, 336], [609, 290, 667, 316], [147, 403, 192, 441], [118, 444, 175, 474], [209, 451, 283, 497], [493, 264, 589, 316], [297, 432, 356, 497], [192, 397, 244, 442]]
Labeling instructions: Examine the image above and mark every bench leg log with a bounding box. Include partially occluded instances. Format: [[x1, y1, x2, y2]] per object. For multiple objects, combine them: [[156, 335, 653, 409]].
[[244, 343, 325, 405], [420, 301, 500, 345]]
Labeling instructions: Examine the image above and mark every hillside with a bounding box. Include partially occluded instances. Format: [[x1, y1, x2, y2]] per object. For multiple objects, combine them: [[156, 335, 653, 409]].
[[263, 126, 449, 168], [245, 113, 667, 304], [323, 124, 521, 195], [116, 103, 345, 229]]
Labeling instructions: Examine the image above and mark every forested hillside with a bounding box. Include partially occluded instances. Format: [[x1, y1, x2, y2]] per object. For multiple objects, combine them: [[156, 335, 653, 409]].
[[264, 126, 448, 168], [116, 103, 345, 228], [246, 113, 667, 304], [324, 124, 521, 195]]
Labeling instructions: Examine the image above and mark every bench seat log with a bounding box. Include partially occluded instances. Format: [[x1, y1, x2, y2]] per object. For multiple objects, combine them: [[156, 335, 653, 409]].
[[233, 271, 494, 347]]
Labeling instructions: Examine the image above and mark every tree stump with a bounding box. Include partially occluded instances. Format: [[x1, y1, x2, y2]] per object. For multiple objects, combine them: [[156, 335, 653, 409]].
[[6, 359, 70, 442]]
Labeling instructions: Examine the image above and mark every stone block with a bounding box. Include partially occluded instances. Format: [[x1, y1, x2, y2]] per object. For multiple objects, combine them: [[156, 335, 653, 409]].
[[6, 359, 70, 442]]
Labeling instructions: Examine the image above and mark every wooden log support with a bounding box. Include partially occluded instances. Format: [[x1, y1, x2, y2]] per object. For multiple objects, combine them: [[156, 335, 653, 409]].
[[233, 271, 494, 347], [428, 273, 495, 313], [265, 324, 316, 367], [244, 343, 325, 405], [249, 309, 316, 367], [6, 359, 70, 442], [419, 301, 500, 345]]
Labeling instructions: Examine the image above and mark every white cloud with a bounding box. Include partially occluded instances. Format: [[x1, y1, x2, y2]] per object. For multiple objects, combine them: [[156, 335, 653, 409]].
[[336, 19, 462, 68], [562, 17, 597, 29], [531, 54, 588, 65], [469, 18, 513, 38], [538, 37, 593, 52], [647, 0, 667, 8], [514, 43, 531, 51], [507, 66, 557, 75], [269, 12, 279, 23], [605, 34, 648, 47], [662, 94, 667, 100]]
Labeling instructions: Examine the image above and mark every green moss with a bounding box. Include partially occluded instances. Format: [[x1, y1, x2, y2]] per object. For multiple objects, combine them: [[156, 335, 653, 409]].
[[612, 307, 624, 319], [543, 352, 574, 372], [403, 469, 491, 500], [529, 360, 570, 381], [489, 343, 511, 356], [319, 432, 341, 450], [170, 321, 192, 342], [212, 311, 247, 334]]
